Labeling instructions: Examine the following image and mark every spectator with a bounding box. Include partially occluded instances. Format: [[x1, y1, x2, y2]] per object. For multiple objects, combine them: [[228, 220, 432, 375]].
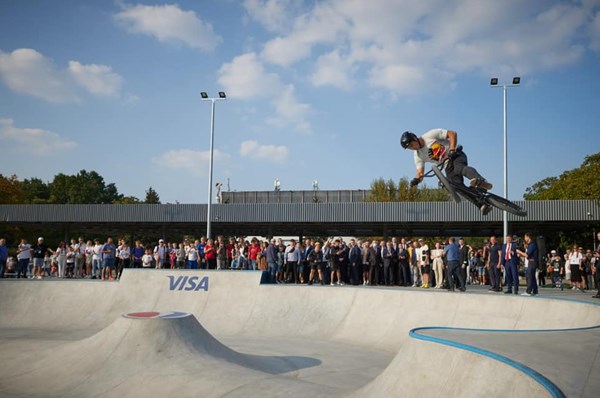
[[31, 237, 52, 280], [101, 237, 116, 281], [593, 232, 600, 298], [65, 245, 76, 278], [459, 238, 469, 285], [216, 236, 227, 270], [285, 239, 300, 284], [188, 242, 199, 269], [547, 250, 565, 290], [247, 238, 261, 271], [16, 238, 31, 279], [153, 239, 168, 269], [117, 240, 131, 280], [73, 237, 86, 278], [396, 239, 410, 287], [132, 241, 144, 269], [417, 239, 431, 289], [348, 239, 362, 286], [276, 244, 285, 283], [176, 243, 186, 269], [84, 240, 93, 277], [307, 242, 324, 285], [204, 238, 217, 270], [55, 241, 68, 278], [444, 237, 465, 292], [567, 245, 584, 292], [0, 238, 9, 278], [266, 239, 278, 283], [501, 235, 519, 295], [91, 239, 103, 279], [409, 240, 420, 287], [142, 248, 153, 268], [517, 232, 539, 296], [430, 242, 445, 289], [382, 241, 395, 286], [487, 236, 502, 292]]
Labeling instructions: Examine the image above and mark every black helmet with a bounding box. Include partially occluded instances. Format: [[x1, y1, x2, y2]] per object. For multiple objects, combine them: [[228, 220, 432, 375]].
[[400, 131, 417, 149]]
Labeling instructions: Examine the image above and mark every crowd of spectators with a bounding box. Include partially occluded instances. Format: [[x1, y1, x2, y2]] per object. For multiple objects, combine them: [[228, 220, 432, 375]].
[[0, 233, 598, 298]]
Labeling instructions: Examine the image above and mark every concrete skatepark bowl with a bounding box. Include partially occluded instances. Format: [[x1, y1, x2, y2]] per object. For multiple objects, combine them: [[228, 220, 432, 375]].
[[0, 269, 598, 397]]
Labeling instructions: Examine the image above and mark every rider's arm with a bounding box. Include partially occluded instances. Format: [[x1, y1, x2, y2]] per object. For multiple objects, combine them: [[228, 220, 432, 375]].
[[415, 166, 424, 180], [447, 130, 457, 151]]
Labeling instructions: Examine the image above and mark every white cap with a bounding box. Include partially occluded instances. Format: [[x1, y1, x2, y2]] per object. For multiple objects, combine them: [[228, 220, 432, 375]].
[[159, 239, 164, 243], [38, 237, 44, 241]]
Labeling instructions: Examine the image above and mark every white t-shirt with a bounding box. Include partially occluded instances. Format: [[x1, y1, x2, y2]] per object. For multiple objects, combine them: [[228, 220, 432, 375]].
[[92, 244, 103, 261], [188, 248, 198, 261], [17, 244, 31, 260], [142, 254, 153, 268], [413, 128, 450, 170], [118, 246, 131, 259]]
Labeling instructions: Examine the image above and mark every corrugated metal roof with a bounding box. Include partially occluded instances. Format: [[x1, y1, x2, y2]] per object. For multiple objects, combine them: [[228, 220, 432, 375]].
[[0, 200, 598, 223]]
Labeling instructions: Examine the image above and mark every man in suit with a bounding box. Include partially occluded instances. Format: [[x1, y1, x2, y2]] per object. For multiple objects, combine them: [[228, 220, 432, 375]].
[[348, 239, 362, 286], [501, 235, 520, 294], [382, 241, 396, 286]]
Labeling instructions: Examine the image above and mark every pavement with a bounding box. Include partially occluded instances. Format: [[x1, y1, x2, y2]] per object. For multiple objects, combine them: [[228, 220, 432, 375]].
[[0, 270, 598, 397]]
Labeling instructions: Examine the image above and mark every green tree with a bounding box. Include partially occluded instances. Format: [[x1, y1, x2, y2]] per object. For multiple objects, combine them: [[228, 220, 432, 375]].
[[48, 170, 123, 204], [144, 186, 161, 204], [368, 177, 449, 202], [21, 177, 51, 204], [114, 196, 141, 204], [0, 174, 24, 204], [524, 152, 600, 200]]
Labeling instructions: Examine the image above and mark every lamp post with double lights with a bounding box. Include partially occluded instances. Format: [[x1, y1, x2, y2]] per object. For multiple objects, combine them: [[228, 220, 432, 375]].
[[200, 91, 226, 240], [490, 77, 520, 239]]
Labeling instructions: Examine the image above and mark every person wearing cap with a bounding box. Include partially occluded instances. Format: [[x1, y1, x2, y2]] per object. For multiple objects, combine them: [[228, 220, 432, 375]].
[[31, 237, 53, 280], [153, 239, 167, 269], [548, 250, 565, 290]]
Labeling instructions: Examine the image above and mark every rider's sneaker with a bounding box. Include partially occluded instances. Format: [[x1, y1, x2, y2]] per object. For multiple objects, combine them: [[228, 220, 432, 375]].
[[480, 204, 492, 215], [470, 177, 493, 191]]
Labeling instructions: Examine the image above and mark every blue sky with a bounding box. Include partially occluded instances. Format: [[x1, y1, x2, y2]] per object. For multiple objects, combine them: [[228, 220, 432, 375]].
[[1, 0, 599, 203]]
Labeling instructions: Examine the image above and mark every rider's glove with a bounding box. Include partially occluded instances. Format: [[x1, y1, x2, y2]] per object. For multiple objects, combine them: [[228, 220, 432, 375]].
[[448, 149, 459, 160], [410, 178, 421, 187]]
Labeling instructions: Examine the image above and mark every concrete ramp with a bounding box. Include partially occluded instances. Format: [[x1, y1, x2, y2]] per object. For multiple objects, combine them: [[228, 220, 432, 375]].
[[0, 311, 328, 397], [0, 269, 599, 397]]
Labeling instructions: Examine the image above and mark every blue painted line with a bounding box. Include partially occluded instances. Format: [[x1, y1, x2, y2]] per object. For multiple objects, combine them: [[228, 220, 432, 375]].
[[410, 327, 567, 398]]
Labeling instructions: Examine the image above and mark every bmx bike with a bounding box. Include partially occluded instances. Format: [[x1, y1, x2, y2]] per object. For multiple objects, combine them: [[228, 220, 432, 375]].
[[422, 158, 527, 217]]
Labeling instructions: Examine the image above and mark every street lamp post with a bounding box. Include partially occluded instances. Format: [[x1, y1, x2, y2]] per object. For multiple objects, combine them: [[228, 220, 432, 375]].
[[490, 77, 520, 239], [200, 91, 226, 240]]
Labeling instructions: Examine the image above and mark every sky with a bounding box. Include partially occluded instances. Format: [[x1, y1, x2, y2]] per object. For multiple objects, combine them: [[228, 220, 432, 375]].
[[1, 0, 600, 204]]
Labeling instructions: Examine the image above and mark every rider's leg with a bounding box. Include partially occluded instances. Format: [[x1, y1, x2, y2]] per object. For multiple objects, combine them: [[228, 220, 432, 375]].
[[449, 152, 493, 190]]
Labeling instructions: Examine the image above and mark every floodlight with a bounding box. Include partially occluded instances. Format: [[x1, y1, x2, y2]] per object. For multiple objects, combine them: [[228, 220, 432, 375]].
[[200, 92, 208, 99], [512, 77, 521, 85], [490, 78, 498, 86], [218, 92, 226, 99]]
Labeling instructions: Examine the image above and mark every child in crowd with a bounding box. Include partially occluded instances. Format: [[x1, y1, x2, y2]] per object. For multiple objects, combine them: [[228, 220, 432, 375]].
[[548, 250, 565, 290], [142, 249, 153, 268]]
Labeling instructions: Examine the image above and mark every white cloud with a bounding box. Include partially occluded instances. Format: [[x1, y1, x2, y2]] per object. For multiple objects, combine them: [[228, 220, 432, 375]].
[[0, 48, 78, 102], [114, 3, 221, 51], [243, 0, 298, 34], [153, 149, 231, 176], [68, 61, 123, 97], [0, 118, 77, 155], [218, 52, 311, 132], [269, 85, 311, 133], [217, 52, 281, 99], [240, 140, 288, 163], [0, 48, 127, 102], [590, 10, 600, 50], [250, 0, 598, 96], [310, 50, 355, 89]]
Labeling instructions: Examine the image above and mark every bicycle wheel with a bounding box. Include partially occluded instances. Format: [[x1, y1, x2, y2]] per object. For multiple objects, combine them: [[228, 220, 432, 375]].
[[431, 166, 461, 203], [486, 193, 527, 217]]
